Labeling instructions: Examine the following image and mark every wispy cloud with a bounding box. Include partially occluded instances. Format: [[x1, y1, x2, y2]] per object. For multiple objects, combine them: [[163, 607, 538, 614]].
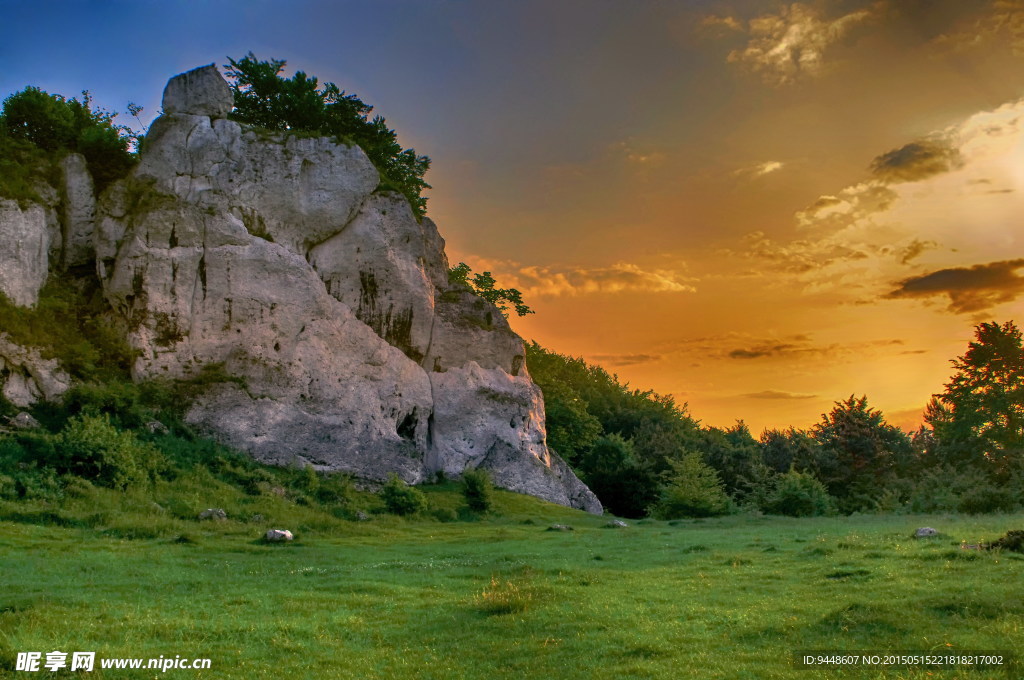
[[933, 0, 1024, 54], [588, 353, 663, 367], [712, 3, 876, 85], [795, 181, 898, 230], [461, 258, 697, 298], [666, 333, 905, 363], [885, 259, 1024, 313], [742, 390, 818, 400], [733, 160, 785, 179]]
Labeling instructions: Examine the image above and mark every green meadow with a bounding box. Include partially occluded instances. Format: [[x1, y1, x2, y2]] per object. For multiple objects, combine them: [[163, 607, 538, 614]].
[[2, 484, 1021, 679]]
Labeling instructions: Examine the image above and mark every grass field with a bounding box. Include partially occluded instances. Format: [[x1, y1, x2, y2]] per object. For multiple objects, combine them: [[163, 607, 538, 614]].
[[2, 485, 1022, 679]]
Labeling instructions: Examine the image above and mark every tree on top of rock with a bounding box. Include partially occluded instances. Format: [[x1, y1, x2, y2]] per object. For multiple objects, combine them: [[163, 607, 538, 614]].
[[224, 53, 431, 220]]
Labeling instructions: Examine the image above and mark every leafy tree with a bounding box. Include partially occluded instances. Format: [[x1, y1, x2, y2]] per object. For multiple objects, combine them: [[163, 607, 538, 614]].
[[811, 395, 910, 511], [927, 321, 1024, 475], [536, 378, 601, 466], [652, 451, 731, 519], [447, 263, 533, 317], [1, 87, 136, 191], [579, 434, 659, 518], [700, 421, 766, 501], [224, 53, 431, 219], [760, 427, 821, 474]]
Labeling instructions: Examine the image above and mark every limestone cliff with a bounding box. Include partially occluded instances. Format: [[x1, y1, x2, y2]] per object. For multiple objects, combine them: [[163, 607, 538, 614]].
[[2, 64, 598, 512]]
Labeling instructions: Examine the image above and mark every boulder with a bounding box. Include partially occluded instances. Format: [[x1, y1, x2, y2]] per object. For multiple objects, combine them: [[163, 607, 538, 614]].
[[0, 334, 73, 407], [198, 508, 227, 521], [546, 524, 574, 532], [9, 412, 41, 430], [913, 527, 938, 538], [161, 65, 234, 118], [145, 420, 169, 435], [264, 528, 294, 542], [605, 519, 629, 528]]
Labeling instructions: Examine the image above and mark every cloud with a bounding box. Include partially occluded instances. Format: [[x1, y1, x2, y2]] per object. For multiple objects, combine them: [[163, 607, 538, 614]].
[[461, 258, 697, 298], [885, 259, 1024, 312], [870, 140, 963, 182], [733, 160, 785, 179], [729, 344, 802, 359], [742, 390, 818, 400], [612, 139, 667, 166], [932, 0, 1024, 54], [588, 353, 663, 367], [795, 181, 898, 230], [897, 238, 938, 264], [700, 14, 744, 34], [732, 231, 871, 275], [718, 3, 876, 84]]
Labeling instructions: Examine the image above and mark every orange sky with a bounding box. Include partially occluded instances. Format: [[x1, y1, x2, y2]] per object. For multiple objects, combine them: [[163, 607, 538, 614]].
[[426, 0, 1024, 434]]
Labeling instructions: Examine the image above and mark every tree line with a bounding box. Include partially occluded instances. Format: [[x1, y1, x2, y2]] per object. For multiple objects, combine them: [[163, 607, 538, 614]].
[[528, 321, 1024, 518]]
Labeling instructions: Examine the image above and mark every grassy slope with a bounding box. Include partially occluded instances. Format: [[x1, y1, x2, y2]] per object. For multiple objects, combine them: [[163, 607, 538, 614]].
[[2, 485, 1022, 679]]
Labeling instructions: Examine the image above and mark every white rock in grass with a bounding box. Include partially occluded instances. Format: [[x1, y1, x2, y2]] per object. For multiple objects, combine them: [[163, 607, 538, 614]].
[[914, 527, 938, 538], [265, 529, 294, 542], [198, 508, 227, 521]]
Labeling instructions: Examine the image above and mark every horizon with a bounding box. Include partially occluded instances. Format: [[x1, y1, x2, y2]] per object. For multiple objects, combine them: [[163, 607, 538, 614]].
[[3, 0, 1022, 434]]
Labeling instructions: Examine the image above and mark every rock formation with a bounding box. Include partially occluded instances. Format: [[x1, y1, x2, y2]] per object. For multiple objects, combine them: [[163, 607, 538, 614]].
[[64, 64, 601, 513]]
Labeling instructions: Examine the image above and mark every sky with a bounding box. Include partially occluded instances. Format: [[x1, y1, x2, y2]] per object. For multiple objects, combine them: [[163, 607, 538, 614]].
[[3, 0, 1023, 434]]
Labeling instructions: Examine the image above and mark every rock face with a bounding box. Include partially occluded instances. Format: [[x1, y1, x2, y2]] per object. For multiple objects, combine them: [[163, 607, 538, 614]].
[[59, 153, 97, 268], [0, 334, 72, 407], [0, 198, 54, 307], [92, 65, 601, 513]]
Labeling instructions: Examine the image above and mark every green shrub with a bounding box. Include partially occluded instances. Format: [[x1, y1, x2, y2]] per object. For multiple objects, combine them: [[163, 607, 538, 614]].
[[461, 468, 494, 513], [759, 469, 835, 517], [53, 414, 164, 489], [652, 452, 732, 519], [380, 473, 427, 516], [957, 485, 1018, 514], [906, 465, 995, 513], [315, 472, 355, 506]]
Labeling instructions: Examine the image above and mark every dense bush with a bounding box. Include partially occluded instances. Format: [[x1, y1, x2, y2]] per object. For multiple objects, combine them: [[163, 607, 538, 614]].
[[53, 414, 164, 489], [652, 452, 732, 519], [381, 473, 427, 516], [759, 469, 834, 517], [225, 53, 431, 219], [461, 468, 494, 513]]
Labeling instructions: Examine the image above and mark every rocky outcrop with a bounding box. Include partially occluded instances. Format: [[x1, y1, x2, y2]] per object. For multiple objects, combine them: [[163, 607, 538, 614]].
[[92, 65, 600, 513], [0, 194, 56, 307], [0, 334, 72, 407], [59, 153, 96, 268]]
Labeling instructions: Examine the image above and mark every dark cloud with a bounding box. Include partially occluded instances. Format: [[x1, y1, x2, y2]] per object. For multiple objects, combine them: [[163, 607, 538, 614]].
[[742, 390, 817, 400], [886, 259, 1024, 312], [728, 344, 799, 359], [589, 353, 662, 367], [870, 140, 962, 182], [898, 238, 938, 264], [729, 342, 806, 358]]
